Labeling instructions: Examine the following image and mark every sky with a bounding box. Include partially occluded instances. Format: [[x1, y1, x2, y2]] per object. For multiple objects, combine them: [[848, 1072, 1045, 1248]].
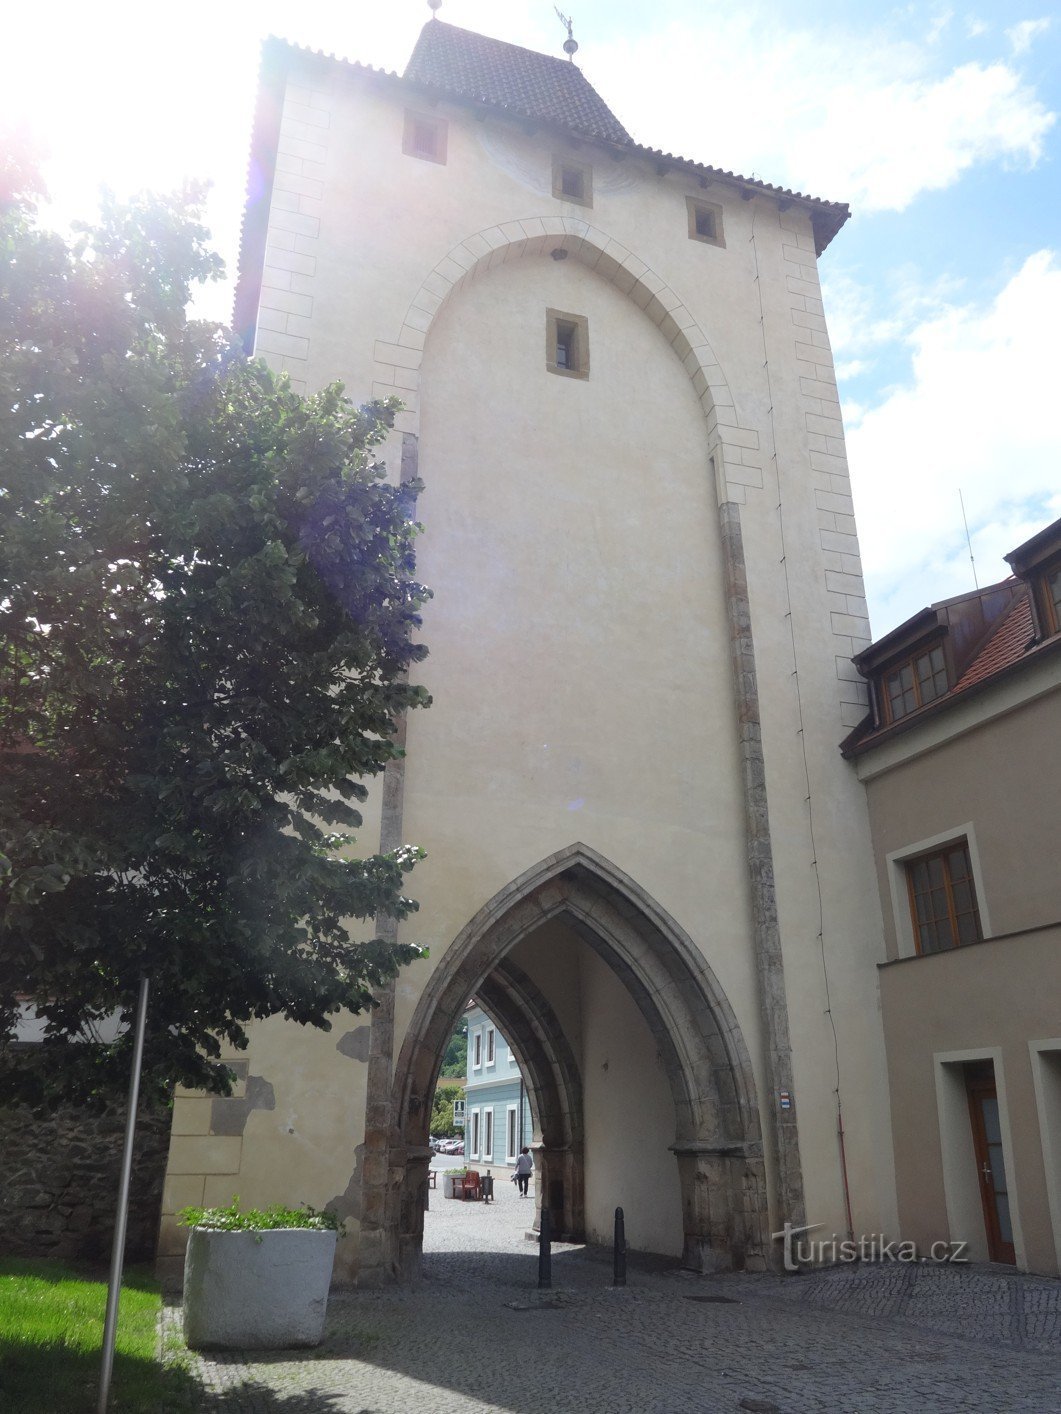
[[4, 0, 1059, 635]]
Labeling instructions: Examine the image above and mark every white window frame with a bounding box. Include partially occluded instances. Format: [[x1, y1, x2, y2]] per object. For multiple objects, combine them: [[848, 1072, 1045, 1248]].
[[485, 1025, 495, 1067], [506, 1104, 518, 1164], [482, 1107, 494, 1162], [469, 1106, 481, 1160], [472, 1027, 483, 1070], [1029, 1039, 1061, 1274], [885, 822, 991, 958]]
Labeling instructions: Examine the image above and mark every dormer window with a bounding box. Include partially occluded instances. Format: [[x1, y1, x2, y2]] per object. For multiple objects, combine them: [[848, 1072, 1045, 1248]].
[[552, 155, 592, 207], [1043, 564, 1061, 636], [883, 643, 948, 722], [1003, 515, 1061, 640]]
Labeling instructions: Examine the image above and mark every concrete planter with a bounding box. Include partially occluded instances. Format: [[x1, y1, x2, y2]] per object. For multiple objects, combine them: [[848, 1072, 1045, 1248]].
[[182, 1227, 337, 1350], [443, 1174, 458, 1198]]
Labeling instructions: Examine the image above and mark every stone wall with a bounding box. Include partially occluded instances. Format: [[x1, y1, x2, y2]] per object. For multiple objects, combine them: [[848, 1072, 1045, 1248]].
[[0, 1099, 171, 1264]]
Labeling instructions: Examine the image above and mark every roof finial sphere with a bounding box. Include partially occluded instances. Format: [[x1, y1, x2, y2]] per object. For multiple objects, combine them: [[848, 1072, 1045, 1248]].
[[427, 0, 441, 13], [554, 7, 579, 61]]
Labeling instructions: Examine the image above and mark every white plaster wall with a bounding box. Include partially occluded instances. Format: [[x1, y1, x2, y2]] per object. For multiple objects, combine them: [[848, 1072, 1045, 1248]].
[[579, 947, 683, 1255], [169, 54, 900, 1266], [395, 251, 759, 1050], [510, 921, 683, 1256]]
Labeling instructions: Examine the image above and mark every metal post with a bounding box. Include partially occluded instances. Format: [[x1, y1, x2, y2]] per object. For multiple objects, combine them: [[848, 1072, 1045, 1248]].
[[97, 975, 149, 1414], [613, 1206, 627, 1287], [537, 1204, 552, 1289]]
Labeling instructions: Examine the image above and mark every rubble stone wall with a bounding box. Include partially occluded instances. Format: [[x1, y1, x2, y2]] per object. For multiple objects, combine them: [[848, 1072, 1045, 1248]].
[[0, 1100, 171, 1264]]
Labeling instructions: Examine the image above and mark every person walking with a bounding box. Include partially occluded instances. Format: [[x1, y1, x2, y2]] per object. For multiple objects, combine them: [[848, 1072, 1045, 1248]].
[[515, 1146, 533, 1197]]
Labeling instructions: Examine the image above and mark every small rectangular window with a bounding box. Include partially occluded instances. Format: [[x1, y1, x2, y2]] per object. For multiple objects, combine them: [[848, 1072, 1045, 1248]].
[[546, 308, 589, 380], [686, 195, 725, 248], [552, 155, 592, 207], [472, 1029, 482, 1069], [906, 840, 983, 954], [403, 110, 447, 164], [506, 1105, 518, 1163], [470, 1108, 481, 1159], [485, 1026, 495, 1066]]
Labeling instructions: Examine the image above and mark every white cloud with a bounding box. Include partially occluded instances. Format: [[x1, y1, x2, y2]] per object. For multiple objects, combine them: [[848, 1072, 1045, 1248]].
[[820, 267, 963, 381], [845, 251, 1061, 631], [834, 359, 869, 380], [965, 17, 989, 39], [593, 14, 1054, 211], [926, 10, 955, 44], [1006, 17, 1052, 55]]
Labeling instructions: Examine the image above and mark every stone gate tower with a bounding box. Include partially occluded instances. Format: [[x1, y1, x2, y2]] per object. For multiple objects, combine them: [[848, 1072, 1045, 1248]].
[[158, 18, 898, 1284]]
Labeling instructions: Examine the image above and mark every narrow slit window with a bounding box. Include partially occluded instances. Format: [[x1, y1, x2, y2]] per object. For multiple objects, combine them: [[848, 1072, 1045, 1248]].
[[546, 308, 589, 379], [556, 320, 576, 368]]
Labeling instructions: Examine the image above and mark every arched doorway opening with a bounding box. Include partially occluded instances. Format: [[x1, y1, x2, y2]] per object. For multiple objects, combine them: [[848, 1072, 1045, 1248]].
[[376, 845, 769, 1279]]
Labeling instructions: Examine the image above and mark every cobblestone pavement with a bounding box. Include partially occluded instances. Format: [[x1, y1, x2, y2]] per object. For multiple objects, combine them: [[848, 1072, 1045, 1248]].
[[171, 1174, 1061, 1413]]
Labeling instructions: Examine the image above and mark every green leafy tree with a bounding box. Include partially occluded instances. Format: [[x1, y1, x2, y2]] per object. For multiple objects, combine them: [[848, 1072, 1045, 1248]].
[[430, 1081, 461, 1139], [0, 180, 430, 1108], [439, 1019, 468, 1078]]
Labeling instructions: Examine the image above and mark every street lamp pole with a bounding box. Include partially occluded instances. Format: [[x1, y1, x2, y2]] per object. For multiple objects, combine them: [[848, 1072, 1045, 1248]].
[[97, 974, 150, 1414]]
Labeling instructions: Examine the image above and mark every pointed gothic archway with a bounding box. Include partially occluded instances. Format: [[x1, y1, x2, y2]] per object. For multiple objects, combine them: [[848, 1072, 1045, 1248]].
[[372, 843, 770, 1280]]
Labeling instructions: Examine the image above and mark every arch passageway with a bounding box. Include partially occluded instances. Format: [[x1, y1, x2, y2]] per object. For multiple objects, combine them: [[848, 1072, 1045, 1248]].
[[377, 845, 769, 1279]]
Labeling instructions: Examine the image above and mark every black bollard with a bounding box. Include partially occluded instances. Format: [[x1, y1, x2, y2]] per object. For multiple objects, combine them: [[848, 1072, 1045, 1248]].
[[613, 1206, 627, 1287], [538, 1204, 552, 1289]]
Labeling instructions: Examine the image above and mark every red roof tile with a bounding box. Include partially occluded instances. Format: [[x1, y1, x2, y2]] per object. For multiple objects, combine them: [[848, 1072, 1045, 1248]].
[[953, 592, 1034, 693]]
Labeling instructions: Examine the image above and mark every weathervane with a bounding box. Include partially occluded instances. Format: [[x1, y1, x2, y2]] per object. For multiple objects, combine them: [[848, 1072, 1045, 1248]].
[[554, 7, 579, 59]]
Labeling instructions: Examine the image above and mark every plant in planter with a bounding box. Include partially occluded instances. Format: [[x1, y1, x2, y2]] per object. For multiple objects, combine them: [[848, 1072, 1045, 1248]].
[[442, 1167, 468, 1199], [179, 1198, 343, 1350]]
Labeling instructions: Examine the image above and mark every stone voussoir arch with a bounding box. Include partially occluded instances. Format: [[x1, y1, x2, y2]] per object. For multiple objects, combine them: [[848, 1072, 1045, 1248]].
[[370, 217, 762, 503], [382, 843, 770, 1277]]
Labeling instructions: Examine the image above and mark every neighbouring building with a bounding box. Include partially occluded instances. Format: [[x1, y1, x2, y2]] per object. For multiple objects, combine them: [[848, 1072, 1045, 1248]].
[[462, 1003, 533, 1179], [156, 14, 898, 1285], [842, 515, 1061, 1276]]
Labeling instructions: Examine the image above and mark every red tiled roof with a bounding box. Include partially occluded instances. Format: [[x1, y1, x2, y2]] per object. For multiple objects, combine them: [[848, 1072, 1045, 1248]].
[[953, 592, 1034, 693], [840, 580, 1059, 758], [404, 21, 633, 145]]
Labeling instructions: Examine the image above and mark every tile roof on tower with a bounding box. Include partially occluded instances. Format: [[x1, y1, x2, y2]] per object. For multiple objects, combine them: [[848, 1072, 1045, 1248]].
[[404, 20, 633, 144]]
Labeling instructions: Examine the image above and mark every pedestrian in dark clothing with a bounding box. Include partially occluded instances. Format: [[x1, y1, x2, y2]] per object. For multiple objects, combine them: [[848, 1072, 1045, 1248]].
[[515, 1146, 533, 1196]]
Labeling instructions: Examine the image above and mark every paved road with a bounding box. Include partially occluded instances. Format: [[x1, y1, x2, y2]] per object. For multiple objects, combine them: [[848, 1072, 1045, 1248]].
[[174, 1178, 1061, 1412]]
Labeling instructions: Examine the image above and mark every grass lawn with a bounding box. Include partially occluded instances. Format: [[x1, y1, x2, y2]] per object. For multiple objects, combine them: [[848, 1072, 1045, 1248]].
[[0, 1257, 197, 1413]]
